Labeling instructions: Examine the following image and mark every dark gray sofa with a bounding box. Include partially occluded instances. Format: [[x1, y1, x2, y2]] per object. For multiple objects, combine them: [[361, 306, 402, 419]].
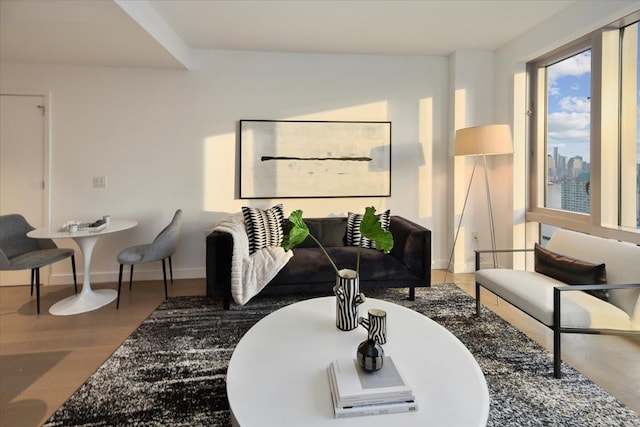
[[206, 215, 431, 309]]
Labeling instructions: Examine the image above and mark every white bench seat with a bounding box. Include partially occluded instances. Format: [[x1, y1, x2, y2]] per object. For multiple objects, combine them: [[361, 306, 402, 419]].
[[477, 269, 634, 330], [474, 229, 640, 378]]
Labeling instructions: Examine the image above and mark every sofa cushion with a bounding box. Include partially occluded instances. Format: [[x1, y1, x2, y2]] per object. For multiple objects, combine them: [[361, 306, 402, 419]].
[[291, 218, 348, 248], [534, 243, 608, 301], [272, 246, 420, 285], [346, 209, 390, 249], [242, 204, 285, 254]]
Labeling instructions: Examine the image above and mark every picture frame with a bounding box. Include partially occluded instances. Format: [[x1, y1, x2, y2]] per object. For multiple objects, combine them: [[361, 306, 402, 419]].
[[239, 120, 391, 199]]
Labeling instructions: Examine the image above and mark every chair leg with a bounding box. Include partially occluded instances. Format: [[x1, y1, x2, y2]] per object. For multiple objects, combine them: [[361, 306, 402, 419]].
[[169, 256, 173, 284], [117, 264, 124, 309], [31, 269, 35, 295], [71, 255, 78, 293], [129, 265, 134, 290], [475, 282, 481, 316], [162, 259, 168, 300], [35, 268, 41, 314]]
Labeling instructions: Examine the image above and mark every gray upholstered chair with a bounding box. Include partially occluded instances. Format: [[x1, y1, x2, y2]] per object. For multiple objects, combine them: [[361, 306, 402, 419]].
[[0, 214, 77, 314], [117, 209, 183, 308]]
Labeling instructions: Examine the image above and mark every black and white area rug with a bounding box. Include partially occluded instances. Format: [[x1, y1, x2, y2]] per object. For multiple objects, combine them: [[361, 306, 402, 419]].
[[44, 285, 640, 426]]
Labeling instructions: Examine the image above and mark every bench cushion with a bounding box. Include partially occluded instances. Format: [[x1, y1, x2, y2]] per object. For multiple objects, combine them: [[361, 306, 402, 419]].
[[476, 269, 636, 331], [547, 230, 640, 320], [534, 243, 608, 301]]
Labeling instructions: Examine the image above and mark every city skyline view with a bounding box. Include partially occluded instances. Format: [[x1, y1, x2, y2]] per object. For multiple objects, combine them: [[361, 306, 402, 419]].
[[547, 49, 593, 163], [546, 45, 640, 164]]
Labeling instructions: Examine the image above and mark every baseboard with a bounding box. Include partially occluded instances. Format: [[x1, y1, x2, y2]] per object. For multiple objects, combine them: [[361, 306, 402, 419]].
[[47, 268, 206, 286], [433, 259, 501, 273]]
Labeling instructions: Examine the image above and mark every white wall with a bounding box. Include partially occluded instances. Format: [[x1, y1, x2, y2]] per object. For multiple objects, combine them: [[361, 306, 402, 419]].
[[447, 51, 497, 272], [7, 0, 633, 284], [0, 50, 449, 284]]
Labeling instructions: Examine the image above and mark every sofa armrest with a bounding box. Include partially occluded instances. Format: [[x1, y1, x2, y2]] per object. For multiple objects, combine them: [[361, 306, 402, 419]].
[[553, 283, 640, 334], [206, 230, 233, 309], [554, 283, 640, 292], [388, 216, 431, 284], [474, 248, 532, 271]]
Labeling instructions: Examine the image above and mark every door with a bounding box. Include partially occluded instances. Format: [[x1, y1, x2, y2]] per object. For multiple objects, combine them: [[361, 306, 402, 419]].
[[0, 94, 47, 286]]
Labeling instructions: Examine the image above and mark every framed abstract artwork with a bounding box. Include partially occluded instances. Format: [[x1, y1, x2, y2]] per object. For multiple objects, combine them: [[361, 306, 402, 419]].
[[239, 120, 391, 198]]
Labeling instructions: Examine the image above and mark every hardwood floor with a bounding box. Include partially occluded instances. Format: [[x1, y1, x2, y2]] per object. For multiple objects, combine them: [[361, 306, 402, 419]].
[[1, 272, 638, 427], [0, 278, 207, 427]]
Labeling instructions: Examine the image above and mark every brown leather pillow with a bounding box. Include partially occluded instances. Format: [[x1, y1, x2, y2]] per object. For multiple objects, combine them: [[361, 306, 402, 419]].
[[534, 243, 609, 301]]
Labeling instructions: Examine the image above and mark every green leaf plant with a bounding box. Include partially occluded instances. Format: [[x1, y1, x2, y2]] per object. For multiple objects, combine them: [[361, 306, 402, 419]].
[[281, 206, 394, 278]]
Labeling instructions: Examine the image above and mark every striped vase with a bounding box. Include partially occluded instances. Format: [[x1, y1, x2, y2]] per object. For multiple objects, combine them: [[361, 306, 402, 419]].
[[333, 269, 365, 331]]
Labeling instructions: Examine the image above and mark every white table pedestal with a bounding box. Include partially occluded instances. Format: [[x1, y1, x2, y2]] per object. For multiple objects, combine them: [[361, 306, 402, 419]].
[[49, 234, 117, 315], [27, 219, 137, 315]]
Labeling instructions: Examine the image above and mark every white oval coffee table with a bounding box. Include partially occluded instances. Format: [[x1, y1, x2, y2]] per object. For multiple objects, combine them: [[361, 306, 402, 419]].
[[227, 296, 489, 426]]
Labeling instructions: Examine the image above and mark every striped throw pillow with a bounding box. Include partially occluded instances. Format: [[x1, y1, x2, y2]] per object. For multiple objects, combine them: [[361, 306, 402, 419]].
[[242, 204, 286, 254], [346, 210, 391, 249]]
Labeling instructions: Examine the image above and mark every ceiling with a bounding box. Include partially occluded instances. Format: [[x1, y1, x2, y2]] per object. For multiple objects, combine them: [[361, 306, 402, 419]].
[[0, 0, 576, 69]]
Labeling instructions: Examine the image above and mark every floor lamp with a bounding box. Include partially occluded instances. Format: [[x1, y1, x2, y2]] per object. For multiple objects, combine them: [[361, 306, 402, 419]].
[[445, 124, 513, 282]]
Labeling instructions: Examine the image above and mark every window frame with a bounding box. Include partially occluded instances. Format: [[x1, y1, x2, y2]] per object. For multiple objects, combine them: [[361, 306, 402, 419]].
[[525, 11, 640, 244]]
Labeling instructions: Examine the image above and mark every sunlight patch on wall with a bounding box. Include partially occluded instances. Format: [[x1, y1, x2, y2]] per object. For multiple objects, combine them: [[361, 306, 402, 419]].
[[287, 101, 388, 122], [512, 70, 527, 216], [452, 88, 469, 272], [418, 97, 433, 218], [513, 69, 530, 270], [204, 132, 239, 213]]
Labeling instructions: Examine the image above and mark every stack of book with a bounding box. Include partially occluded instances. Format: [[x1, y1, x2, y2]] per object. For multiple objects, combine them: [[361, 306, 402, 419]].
[[78, 218, 108, 232], [327, 357, 418, 418]]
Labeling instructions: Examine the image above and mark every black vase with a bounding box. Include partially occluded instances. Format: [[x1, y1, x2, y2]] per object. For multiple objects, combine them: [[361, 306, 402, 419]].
[[356, 339, 384, 372]]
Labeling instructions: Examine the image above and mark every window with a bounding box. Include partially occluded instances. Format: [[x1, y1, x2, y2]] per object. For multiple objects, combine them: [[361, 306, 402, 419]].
[[528, 11, 640, 242], [544, 49, 592, 215]]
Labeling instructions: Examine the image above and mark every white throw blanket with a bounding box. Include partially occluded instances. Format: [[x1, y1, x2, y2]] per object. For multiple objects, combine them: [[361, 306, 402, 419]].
[[213, 213, 293, 305]]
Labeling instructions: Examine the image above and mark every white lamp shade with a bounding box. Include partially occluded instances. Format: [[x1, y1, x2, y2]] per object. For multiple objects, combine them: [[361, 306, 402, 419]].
[[454, 124, 513, 157]]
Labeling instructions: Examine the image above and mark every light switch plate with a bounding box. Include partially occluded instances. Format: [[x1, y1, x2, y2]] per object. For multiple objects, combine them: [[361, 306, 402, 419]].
[[93, 176, 107, 188]]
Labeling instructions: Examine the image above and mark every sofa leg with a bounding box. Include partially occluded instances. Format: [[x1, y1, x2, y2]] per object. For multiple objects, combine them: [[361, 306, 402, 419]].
[[475, 282, 481, 316], [554, 326, 562, 379], [553, 287, 562, 379], [408, 287, 415, 301]]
